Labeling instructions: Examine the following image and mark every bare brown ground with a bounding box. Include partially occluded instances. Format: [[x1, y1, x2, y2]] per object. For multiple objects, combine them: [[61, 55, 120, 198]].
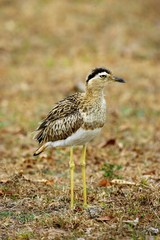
[[0, 0, 160, 239]]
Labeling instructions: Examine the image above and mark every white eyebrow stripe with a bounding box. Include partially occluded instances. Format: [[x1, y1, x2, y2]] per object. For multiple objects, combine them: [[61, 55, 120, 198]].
[[98, 72, 108, 76]]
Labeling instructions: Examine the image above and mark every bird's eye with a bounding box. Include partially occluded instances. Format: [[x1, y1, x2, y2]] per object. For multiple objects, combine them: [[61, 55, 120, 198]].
[[100, 75, 106, 78]]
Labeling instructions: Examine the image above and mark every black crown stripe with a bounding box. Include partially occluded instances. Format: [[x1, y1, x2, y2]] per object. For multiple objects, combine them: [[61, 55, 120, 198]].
[[86, 67, 111, 82]]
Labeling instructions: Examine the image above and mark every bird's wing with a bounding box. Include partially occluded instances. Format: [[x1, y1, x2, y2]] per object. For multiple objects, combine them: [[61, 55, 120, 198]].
[[33, 93, 83, 145]]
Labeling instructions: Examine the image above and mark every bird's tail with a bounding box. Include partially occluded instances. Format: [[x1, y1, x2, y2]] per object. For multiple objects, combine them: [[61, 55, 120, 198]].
[[33, 144, 47, 156]]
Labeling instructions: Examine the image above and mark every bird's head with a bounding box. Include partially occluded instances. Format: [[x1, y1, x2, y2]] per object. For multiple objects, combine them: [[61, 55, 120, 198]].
[[86, 67, 125, 89]]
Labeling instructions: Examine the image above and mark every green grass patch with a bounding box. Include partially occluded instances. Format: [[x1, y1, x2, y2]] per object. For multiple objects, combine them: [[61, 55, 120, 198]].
[[0, 211, 13, 219], [102, 163, 123, 179]]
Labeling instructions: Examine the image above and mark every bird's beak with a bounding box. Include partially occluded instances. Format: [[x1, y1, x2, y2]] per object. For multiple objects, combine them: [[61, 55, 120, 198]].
[[111, 75, 126, 83]]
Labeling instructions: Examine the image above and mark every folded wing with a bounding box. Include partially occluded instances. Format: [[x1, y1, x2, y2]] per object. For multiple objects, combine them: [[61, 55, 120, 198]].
[[34, 93, 83, 145]]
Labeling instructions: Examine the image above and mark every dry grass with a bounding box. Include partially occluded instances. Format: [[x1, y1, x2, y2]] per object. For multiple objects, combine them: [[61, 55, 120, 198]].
[[0, 0, 160, 239]]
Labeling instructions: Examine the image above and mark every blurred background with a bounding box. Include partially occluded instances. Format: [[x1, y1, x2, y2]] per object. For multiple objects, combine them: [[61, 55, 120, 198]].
[[0, 1, 160, 238], [0, 0, 160, 178]]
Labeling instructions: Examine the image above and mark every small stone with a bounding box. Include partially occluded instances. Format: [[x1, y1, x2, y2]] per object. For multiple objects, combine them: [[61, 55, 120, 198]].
[[87, 206, 103, 218]]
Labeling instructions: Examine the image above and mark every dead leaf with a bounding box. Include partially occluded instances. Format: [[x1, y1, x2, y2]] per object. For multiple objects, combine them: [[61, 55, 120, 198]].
[[111, 179, 139, 186], [98, 138, 116, 148], [45, 179, 54, 185], [26, 164, 33, 169], [123, 217, 139, 226], [23, 177, 54, 185], [4, 191, 14, 196], [98, 179, 111, 187], [97, 215, 113, 221], [0, 189, 4, 195], [143, 170, 156, 175]]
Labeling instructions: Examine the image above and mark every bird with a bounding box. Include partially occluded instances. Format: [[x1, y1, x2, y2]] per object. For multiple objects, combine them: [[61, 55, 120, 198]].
[[33, 67, 125, 209]]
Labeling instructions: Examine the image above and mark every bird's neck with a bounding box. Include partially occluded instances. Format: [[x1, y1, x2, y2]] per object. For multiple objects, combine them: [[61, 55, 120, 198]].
[[85, 85, 105, 101]]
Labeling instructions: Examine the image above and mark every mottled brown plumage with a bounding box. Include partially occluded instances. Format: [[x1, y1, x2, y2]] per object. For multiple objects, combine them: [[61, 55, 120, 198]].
[[33, 90, 106, 146], [34, 93, 83, 145]]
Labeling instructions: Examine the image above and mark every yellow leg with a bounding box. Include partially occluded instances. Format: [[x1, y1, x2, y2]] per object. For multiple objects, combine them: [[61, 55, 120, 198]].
[[80, 145, 87, 208], [69, 147, 75, 209]]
